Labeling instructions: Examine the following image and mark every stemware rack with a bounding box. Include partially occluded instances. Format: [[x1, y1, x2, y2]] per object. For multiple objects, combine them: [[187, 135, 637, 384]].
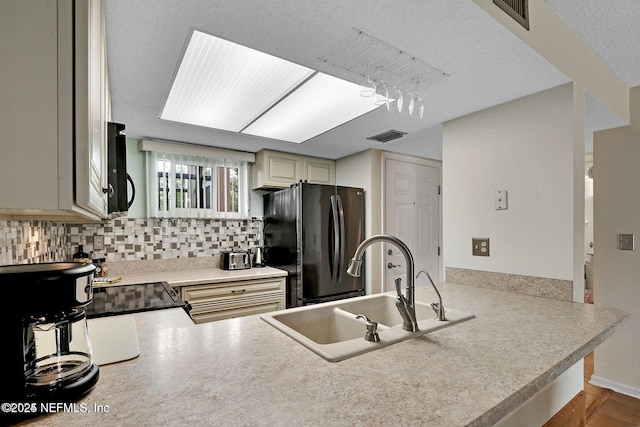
[[317, 27, 448, 94]]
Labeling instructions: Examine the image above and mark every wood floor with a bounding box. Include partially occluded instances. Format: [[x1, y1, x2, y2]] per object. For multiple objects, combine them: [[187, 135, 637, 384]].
[[584, 352, 640, 426]]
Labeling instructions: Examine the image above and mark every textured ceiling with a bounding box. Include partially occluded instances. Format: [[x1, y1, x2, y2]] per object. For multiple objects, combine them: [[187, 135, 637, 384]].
[[546, 0, 638, 152], [105, 0, 635, 160], [546, 0, 640, 87]]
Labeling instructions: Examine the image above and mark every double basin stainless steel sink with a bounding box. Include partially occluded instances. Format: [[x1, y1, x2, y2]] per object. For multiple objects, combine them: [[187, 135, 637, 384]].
[[261, 293, 475, 362]]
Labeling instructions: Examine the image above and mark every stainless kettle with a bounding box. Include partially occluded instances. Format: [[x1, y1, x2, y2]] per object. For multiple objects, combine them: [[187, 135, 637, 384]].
[[251, 247, 265, 267]]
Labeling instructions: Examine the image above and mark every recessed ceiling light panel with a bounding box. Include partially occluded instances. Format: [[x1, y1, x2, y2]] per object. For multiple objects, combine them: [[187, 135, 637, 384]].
[[243, 73, 380, 143], [161, 30, 379, 143], [161, 30, 314, 132]]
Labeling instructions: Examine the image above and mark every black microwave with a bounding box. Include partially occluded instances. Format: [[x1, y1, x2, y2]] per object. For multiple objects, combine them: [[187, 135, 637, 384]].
[[107, 122, 135, 215]]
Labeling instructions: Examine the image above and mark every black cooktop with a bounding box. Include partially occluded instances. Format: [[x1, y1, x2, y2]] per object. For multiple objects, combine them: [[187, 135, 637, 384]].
[[85, 281, 188, 318]]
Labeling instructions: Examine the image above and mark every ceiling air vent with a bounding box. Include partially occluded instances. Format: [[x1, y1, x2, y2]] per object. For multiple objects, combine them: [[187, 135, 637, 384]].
[[366, 130, 407, 143], [493, 0, 529, 30]]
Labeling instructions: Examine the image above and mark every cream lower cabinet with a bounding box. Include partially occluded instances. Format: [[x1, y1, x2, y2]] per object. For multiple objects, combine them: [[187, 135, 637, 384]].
[[180, 277, 286, 324]]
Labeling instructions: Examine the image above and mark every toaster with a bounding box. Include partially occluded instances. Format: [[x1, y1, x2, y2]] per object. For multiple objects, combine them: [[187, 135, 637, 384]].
[[220, 250, 251, 270]]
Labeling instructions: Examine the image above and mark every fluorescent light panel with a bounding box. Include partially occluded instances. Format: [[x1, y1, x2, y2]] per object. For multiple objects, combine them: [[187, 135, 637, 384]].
[[161, 31, 314, 132], [243, 73, 379, 143], [161, 31, 379, 143]]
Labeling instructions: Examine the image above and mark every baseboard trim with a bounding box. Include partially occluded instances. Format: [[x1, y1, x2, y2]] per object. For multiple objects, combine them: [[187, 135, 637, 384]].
[[589, 375, 640, 399]]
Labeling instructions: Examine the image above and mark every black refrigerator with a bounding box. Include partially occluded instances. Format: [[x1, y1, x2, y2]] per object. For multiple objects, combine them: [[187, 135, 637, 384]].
[[263, 183, 365, 308]]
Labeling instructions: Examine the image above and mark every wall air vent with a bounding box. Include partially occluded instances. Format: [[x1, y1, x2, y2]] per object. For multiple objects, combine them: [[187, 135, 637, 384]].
[[366, 130, 408, 143], [493, 0, 529, 30]]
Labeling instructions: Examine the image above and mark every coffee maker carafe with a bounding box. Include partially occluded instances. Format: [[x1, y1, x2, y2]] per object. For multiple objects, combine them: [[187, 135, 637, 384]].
[[23, 308, 97, 394], [0, 263, 100, 420]]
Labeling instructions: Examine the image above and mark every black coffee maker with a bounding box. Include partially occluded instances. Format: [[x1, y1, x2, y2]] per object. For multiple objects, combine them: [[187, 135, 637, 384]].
[[0, 263, 100, 423]]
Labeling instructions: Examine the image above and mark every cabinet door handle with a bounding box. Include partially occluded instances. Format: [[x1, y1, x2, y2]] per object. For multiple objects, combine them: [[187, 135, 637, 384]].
[[102, 184, 114, 198], [231, 289, 247, 294]]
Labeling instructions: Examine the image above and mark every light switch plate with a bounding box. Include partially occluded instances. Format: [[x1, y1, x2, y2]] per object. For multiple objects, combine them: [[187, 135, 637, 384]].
[[472, 238, 490, 256], [619, 234, 634, 250], [494, 190, 508, 210]]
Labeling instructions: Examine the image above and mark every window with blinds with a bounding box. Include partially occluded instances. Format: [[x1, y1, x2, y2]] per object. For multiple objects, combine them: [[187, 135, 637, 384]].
[[146, 151, 249, 219]]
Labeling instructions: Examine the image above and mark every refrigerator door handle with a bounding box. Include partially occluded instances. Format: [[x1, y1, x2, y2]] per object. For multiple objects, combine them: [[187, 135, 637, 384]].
[[330, 194, 340, 286], [335, 194, 346, 284]]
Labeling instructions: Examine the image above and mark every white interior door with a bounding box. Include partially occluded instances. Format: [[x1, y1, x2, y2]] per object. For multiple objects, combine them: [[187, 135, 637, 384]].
[[384, 158, 440, 292]]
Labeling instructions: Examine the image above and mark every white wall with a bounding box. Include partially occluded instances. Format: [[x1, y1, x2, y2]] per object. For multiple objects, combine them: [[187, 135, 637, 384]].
[[381, 124, 443, 161], [593, 86, 640, 394], [442, 84, 576, 281], [336, 149, 382, 295]]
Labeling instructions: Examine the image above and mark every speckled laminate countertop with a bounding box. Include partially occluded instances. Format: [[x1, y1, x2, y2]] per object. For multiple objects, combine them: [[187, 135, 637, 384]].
[[102, 265, 287, 287], [22, 283, 628, 426]]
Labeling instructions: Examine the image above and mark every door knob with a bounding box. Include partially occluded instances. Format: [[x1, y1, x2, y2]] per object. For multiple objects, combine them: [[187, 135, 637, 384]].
[[387, 262, 401, 269]]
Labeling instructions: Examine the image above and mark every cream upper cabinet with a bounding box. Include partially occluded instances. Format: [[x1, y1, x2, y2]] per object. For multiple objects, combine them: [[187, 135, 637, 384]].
[[0, 0, 108, 221], [252, 150, 336, 189], [303, 157, 336, 185], [252, 150, 301, 189], [75, 0, 109, 218]]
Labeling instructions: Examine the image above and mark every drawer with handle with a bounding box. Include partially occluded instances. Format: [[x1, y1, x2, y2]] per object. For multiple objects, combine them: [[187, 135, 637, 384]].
[[180, 278, 285, 305], [189, 294, 284, 324]]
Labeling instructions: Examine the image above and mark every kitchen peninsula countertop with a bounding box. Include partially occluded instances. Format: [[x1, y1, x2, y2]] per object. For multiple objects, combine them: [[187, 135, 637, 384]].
[[23, 283, 628, 426]]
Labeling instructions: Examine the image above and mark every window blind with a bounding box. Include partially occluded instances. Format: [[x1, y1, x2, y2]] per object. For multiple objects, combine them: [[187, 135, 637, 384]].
[[145, 150, 249, 219]]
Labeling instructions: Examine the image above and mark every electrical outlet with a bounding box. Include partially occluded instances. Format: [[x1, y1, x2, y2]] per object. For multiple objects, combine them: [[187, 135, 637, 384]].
[[94, 235, 104, 251], [472, 238, 490, 256]]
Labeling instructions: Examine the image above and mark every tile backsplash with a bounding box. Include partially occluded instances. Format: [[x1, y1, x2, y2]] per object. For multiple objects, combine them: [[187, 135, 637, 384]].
[[0, 221, 68, 265], [1, 218, 261, 265]]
